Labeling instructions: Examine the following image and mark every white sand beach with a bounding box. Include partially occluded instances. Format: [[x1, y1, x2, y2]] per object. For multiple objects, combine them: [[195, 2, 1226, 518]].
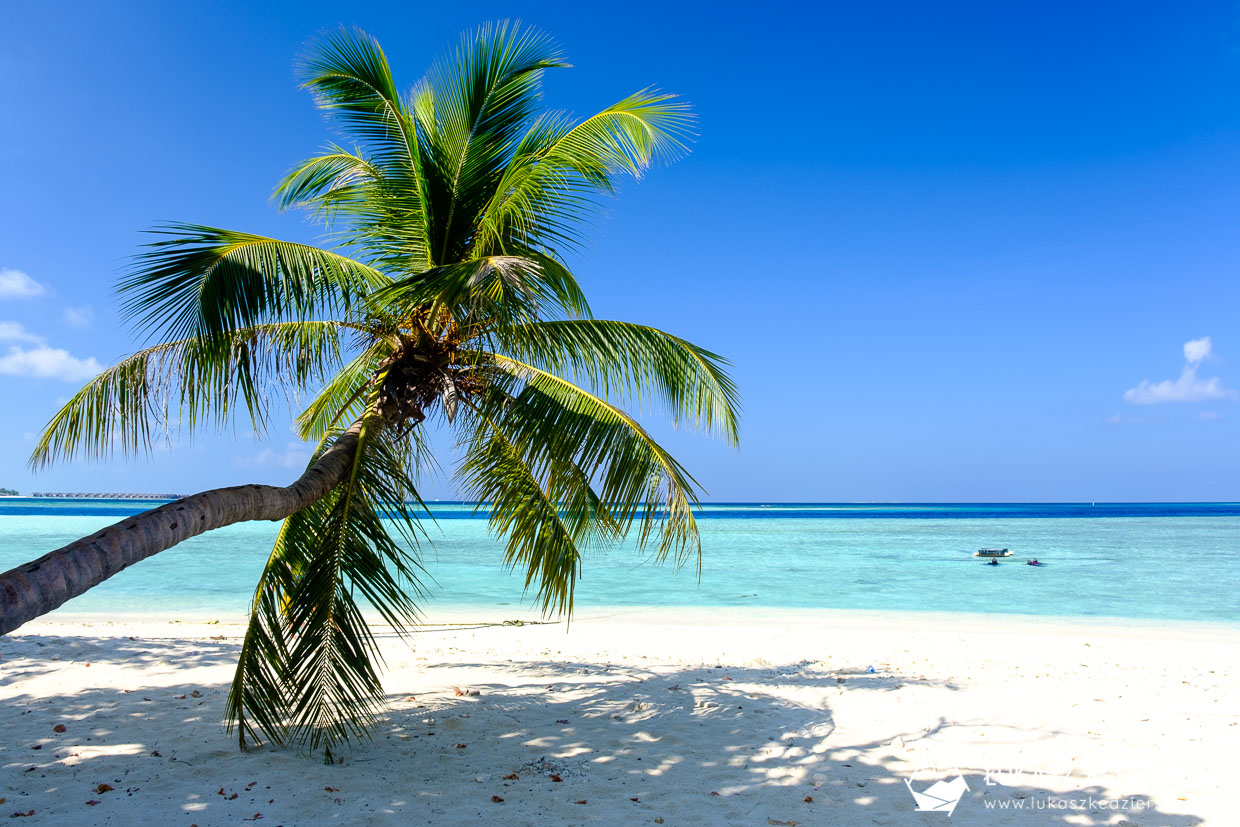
[[1, 608, 1235, 825]]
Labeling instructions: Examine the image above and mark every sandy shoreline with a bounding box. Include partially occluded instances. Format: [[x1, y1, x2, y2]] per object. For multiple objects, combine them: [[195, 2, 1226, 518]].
[[2, 608, 1235, 825]]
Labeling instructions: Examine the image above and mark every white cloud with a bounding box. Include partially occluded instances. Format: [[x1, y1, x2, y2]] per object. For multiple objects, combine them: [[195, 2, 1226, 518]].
[[1183, 336, 1213, 364], [1124, 337, 1236, 405], [0, 268, 47, 299], [0, 321, 43, 343], [1124, 368, 1235, 404], [0, 345, 103, 381], [1198, 410, 1221, 421], [0, 320, 104, 381], [62, 305, 94, 328], [234, 442, 313, 470]]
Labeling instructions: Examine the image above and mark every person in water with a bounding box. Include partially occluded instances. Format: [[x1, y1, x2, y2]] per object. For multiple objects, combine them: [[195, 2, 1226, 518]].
[[1028, 558, 1040, 566], [988, 559, 1000, 566]]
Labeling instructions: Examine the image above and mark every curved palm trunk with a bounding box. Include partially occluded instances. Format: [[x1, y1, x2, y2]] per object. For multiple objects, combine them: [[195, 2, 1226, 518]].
[[0, 422, 364, 636]]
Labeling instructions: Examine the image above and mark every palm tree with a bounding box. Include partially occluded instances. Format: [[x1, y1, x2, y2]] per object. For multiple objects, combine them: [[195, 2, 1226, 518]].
[[0, 23, 739, 755]]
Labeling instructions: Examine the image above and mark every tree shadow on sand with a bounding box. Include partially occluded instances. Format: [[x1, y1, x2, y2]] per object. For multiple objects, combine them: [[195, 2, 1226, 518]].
[[0, 633, 1206, 825]]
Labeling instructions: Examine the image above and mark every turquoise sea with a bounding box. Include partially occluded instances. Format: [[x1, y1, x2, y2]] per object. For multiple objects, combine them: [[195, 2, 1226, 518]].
[[1, 500, 1238, 625]]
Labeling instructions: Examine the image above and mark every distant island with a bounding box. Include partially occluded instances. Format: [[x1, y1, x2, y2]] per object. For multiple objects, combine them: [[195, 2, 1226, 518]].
[[0, 487, 18, 496], [28, 492, 188, 500]]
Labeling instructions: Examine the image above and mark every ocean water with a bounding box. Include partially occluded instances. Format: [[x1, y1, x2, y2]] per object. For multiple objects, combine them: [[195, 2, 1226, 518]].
[[1, 500, 1238, 625]]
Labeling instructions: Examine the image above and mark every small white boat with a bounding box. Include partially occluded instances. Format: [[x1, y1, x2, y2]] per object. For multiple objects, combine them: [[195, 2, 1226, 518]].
[[973, 548, 1013, 560]]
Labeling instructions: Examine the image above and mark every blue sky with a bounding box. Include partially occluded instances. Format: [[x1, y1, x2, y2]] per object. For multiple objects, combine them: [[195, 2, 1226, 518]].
[[2, 1, 1238, 501]]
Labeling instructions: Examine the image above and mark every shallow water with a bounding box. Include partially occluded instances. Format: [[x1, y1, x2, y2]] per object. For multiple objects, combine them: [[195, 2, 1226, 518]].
[[1, 500, 1237, 625]]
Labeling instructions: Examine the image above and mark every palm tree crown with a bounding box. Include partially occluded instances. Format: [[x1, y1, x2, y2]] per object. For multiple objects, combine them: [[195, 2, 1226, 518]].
[[30, 22, 740, 754]]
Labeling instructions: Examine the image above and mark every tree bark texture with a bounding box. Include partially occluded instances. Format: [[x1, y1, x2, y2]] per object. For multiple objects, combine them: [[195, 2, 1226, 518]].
[[0, 422, 364, 636]]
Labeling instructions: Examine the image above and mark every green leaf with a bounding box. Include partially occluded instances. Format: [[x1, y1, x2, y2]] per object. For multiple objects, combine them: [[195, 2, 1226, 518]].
[[295, 340, 392, 442], [274, 146, 380, 216], [227, 419, 428, 751], [469, 355, 704, 573], [497, 320, 739, 443], [121, 226, 389, 341], [369, 254, 588, 328], [297, 27, 421, 172], [30, 321, 346, 467], [457, 401, 615, 614], [420, 21, 567, 264], [474, 90, 694, 256]]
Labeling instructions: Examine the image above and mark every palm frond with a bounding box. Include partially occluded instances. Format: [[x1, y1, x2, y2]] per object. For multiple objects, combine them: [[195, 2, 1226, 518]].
[[474, 90, 693, 255], [296, 340, 392, 442], [368, 255, 588, 329], [457, 399, 615, 614], [496, 320, 739, 442], [296, 27, 439, 272], [120, 226, 388, 341], [227, 417, 428, 753], [472, 355, 704, 570], [421, 21, 567, 264], [298, 27, 420, 171], [274, 146, 379, 216], [30, 321, 346, 467]]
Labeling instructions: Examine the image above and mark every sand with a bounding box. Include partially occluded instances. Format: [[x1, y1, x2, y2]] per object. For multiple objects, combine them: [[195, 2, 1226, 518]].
[[1, 607, 1235, 825]]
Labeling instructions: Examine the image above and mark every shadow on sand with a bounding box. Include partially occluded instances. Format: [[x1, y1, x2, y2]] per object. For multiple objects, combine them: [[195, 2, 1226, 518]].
[[0, 633, 1203, 825]]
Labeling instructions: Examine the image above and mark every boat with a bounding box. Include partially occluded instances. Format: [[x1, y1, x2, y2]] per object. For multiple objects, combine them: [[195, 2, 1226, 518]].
[[973, 548, 1013, 560]]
